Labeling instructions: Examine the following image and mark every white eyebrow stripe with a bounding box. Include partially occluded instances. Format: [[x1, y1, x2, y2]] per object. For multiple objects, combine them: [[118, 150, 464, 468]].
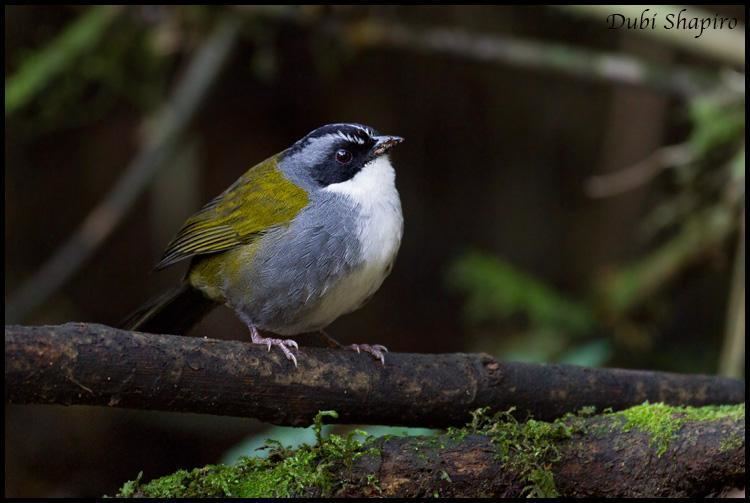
[[336, 131, 366, 144], [350, 124, 374, 136]]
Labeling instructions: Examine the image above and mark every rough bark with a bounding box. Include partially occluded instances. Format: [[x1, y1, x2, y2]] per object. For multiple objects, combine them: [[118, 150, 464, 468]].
[[340, 415, 745, 497], [5, 323, 744, 427]]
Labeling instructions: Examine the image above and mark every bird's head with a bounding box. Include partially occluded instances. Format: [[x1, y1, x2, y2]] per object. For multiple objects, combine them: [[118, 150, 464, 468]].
[[281, 123, 404, 190]]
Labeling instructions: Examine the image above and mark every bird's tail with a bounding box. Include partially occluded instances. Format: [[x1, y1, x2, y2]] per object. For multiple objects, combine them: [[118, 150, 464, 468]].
[[121, 284, 217, 335]]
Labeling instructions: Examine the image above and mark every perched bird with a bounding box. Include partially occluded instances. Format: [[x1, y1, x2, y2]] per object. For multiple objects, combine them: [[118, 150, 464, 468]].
[[123, 123, 404, 367]]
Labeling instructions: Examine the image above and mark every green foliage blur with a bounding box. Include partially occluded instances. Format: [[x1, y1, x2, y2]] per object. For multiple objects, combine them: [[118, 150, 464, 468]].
[[445, 85, 744, 371]]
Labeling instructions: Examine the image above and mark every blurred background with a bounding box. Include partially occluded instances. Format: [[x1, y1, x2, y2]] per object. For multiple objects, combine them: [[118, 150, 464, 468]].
[[4, 5, 745, 497]]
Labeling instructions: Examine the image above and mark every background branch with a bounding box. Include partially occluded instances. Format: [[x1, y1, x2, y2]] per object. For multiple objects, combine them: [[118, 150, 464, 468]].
[[585, 143, 693, 198], [5, 16, 242, 324], [719, 212, 745, 378], [230, 7, 718, 97], [335, 20, 715, 97], [598, 205, 737, 317], [5, 323, 744, 427]]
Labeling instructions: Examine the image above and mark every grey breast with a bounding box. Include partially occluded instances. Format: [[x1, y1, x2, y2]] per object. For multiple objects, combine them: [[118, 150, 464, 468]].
[[230, 190, 361, 333]]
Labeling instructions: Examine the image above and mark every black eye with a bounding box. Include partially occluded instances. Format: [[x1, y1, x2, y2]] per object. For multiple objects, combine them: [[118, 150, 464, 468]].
[[335, 149, 353, 164]]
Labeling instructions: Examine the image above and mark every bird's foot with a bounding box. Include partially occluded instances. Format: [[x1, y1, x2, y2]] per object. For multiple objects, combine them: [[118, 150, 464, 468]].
[[348, 344, 388, 366], [250, 327, 299, 367]]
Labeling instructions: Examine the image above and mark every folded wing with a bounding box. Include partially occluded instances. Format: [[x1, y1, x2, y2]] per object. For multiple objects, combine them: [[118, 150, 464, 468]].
[[156, 155, 309, 269]]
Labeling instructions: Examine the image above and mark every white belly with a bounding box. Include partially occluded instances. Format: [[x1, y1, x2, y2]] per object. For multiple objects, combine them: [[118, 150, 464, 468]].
[[296, 155, 403, 331]]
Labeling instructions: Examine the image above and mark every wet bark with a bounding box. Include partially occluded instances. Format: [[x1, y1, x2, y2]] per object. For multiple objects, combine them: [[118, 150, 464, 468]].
[[5, 323, 745, 427]]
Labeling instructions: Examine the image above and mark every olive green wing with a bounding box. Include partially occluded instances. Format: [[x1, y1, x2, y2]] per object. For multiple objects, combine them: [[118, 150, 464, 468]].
[[155, 155, 309, 270]]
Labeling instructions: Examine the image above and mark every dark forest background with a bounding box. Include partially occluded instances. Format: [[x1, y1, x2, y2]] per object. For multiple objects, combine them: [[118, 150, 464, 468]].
[[5, 5, 745, 497]]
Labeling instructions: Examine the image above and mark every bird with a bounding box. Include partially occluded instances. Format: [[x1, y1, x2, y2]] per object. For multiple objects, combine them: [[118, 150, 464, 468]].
[[123, 123, 404, 367]]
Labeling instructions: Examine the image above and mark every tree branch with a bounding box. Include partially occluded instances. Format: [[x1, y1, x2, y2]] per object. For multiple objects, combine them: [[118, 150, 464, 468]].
[[5, 323, 743, 427]]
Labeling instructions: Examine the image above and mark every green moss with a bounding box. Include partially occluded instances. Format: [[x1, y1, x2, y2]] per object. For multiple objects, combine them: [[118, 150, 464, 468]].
[[614, 402, 744, 457], [719, 433, 744, 452], [680, 403, 745, 422], [365, 473, 382, 495], [117, 471, 142, 498], [446, 425, 469, 441], [116, 410, 380, 498], [459, 407, 578, 498], [137, 455, 329, 498]]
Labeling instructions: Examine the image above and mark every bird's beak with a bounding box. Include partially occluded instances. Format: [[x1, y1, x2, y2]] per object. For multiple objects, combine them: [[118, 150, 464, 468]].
[[372, 135, 404, 156]]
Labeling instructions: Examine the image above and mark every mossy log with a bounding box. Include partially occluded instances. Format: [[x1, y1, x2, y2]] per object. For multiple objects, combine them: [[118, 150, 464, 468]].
[[5, 323, 744, 427], [354, 415, 745, 497], [119, 404, 745, 498]]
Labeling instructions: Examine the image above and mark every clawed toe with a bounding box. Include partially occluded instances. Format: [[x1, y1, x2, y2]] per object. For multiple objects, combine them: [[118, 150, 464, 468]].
[[282, 347, 298, 368], [253, 335, 300, 367], [348, 344, 388, 366]]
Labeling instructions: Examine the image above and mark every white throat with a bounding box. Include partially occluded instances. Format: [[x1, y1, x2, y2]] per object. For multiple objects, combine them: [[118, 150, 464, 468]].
[[323, 155, 403, 263], [324, 156, 397, 207]]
